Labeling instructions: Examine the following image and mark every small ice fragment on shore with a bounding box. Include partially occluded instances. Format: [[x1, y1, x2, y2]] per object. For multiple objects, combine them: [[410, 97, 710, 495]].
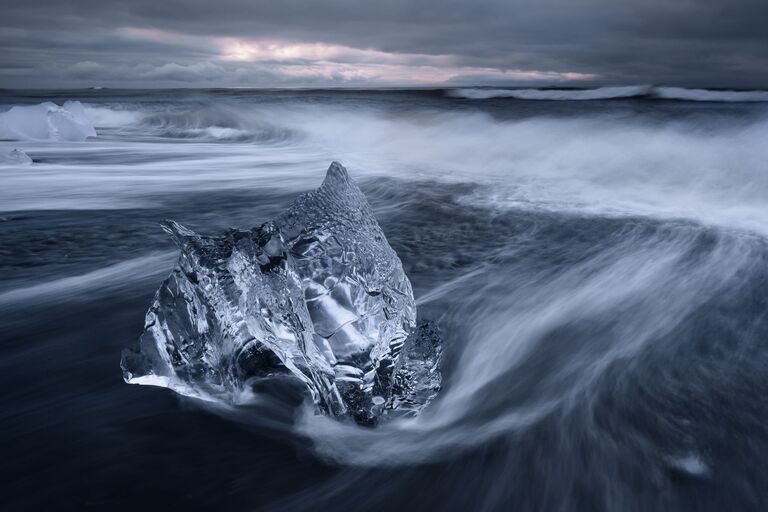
[[0, 101, 96, 141], [0, 149, 32, 166], [121, 162, 442, 424]]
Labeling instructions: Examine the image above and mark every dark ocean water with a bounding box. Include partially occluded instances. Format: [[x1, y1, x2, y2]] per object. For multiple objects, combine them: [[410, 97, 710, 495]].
[[2, 88, 768, 511]]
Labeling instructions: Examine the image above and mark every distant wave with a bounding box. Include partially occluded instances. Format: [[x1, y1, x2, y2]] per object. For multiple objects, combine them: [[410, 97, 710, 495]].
[[654, 87, 768, 102], [449, 85, 768, 102], [449, 85, 652, 101]]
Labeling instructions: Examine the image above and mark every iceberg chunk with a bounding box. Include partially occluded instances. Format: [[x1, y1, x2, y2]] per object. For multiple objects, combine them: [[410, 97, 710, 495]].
[[0, 101, 96, 141], [121, 162, 441, 423]]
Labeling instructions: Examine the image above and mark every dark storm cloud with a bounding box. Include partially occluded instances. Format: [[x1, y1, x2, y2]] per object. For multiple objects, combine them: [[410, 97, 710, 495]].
[[1, 0, 767, 87]]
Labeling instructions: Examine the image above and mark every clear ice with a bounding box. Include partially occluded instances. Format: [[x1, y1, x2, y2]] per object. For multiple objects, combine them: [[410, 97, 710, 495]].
[[121, 162, 441, 424]]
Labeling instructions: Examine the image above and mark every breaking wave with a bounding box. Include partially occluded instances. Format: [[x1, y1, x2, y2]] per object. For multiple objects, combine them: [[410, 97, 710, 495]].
[[4, 99, 768, 238], [83, 103, 297, 143]]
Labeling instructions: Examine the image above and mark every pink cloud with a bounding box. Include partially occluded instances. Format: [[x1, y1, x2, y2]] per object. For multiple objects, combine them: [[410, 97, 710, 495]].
[[118, 28, 597, 85]]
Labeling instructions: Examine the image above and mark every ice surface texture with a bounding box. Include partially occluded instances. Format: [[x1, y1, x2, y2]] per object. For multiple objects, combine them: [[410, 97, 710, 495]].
[[0, 101, 95, 141], [122, 162, 441, 423]]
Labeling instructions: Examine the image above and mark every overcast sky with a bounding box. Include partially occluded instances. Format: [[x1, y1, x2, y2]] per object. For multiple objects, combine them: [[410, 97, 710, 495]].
[[2, 0, 767, 89]]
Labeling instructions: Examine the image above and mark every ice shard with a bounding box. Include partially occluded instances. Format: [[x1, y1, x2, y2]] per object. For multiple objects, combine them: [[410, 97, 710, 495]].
[[121, 162, 441, 423]]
